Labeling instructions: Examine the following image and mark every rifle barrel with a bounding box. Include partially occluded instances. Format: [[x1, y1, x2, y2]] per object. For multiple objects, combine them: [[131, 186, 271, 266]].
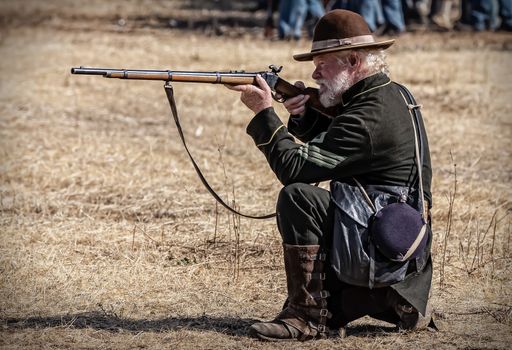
[[70, 67, 258, 85]]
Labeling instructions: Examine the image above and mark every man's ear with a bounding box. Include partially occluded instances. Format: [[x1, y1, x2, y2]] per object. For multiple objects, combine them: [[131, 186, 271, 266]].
[[348, 53, 359, 67]]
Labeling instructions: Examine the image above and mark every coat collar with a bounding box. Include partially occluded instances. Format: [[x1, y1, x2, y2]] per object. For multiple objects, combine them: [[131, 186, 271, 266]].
[[340, 73, 392, 107]]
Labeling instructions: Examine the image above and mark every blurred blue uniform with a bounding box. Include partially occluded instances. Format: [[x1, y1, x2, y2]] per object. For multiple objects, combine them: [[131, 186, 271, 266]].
[[329, 0, 405, 33], [279, 0, 325, 39], [471, 0, 499, 30], [381, 0, 406, 32], [500, 0, 512, 30]]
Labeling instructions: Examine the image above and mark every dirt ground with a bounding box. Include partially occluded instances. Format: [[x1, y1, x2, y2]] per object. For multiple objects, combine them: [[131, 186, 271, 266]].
[[0, 1, 511, 349]]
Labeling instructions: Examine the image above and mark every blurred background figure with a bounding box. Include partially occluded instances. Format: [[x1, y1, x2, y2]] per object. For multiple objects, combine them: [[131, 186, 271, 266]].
[[431, 0, 461, 30], [355, 0, 385, 32], [278, 0, 325, 40], [470, 0, 499, 31], [327, 0, 405, 34], [323, 1, 380, 30], [498, 0, 512, 31], [470, 0, 512, 31], [264, 0, 280, 38], [264, 0, 511, 39], [414, 0, 432, 25], [379, 0, 407, 34]]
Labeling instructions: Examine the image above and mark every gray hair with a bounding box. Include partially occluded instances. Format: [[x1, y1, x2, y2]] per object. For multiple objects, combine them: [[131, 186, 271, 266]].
[[334, 49, 390, 77], [361, 49, 390, 77]]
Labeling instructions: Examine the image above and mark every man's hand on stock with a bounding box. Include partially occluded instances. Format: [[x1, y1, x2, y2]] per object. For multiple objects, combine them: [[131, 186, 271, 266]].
[[226, 75, 273, 115], [282, 81, 309, 117]]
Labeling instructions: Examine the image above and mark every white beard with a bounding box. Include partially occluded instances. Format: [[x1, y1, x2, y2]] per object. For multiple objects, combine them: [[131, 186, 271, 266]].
[[317, 69, 353, 108]]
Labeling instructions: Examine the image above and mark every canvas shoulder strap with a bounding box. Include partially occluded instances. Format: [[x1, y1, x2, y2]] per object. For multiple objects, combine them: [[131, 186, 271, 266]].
[[395, 83, 426, 220]]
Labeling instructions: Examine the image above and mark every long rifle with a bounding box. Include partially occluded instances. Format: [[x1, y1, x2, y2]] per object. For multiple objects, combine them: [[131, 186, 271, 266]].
[[71, 65, 334, 117], [71, 65, 332, 219]]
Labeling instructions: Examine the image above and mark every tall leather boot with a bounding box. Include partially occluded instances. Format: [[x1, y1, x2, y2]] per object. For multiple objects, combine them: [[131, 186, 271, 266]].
[[249, 244, 333, 341]]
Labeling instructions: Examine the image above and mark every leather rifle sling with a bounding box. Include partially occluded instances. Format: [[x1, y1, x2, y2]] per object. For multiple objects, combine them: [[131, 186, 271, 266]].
[[164, 82, 277, 219]]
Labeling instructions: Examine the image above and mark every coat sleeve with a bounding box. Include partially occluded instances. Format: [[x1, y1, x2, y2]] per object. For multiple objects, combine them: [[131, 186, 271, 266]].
[[246, 107, 373, 185], [287, 108, 332, 143]]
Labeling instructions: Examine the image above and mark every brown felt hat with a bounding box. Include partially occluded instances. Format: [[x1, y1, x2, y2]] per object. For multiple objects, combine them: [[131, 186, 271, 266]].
[[293, 9, 395, 61]]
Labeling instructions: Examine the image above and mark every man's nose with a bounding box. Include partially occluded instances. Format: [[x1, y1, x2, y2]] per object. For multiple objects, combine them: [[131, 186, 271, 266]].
[[312, 67, 321, 80]]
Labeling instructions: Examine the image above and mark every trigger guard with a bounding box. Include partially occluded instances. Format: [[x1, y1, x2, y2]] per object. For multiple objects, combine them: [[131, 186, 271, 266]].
[[272, 92, 286, 103]]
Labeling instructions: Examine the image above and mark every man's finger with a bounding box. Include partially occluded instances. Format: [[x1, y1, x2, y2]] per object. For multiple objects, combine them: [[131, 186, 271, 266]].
[[255, 74, 271, 93], [284, 94, 305, 106], [284, 94, 309, 108]]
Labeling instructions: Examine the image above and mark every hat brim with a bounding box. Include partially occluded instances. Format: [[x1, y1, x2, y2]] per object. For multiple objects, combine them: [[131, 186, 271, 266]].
[[293, 39, 395, 61]]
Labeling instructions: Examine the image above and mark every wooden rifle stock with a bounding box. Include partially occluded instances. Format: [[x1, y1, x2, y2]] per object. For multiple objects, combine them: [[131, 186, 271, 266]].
[[71, 66, 335, 117]]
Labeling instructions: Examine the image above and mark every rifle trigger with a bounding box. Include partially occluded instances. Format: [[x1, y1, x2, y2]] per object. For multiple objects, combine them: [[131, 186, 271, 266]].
[[272, 91, 285, 103]]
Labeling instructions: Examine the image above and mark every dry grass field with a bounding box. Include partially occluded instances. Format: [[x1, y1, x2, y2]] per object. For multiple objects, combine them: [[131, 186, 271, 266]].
[[1, 1, 511, 349]]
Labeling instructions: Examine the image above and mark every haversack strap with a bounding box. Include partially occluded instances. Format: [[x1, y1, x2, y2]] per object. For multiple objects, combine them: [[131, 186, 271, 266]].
[[397, 86, 426, 220]]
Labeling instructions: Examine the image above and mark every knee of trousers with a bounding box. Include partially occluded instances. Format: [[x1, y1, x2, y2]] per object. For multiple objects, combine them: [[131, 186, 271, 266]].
[[276, 183, 310, 217]]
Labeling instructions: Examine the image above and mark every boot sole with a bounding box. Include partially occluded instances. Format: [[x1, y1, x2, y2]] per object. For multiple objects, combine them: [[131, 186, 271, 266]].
[[248, 327, 297, 342]]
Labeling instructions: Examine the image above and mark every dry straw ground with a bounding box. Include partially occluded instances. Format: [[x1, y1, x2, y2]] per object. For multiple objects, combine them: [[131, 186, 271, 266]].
[[0, 0, 511, 349]]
